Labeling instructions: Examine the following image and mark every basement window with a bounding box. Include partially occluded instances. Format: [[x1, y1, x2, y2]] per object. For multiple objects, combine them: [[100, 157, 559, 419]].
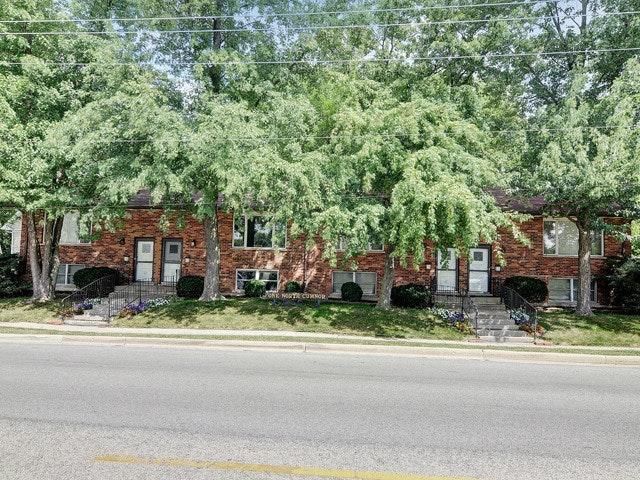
[[236, 269, 279, 292], [56, 264, 85, 286], [332, 271, 377, 296], [548, 278, 597, 303]]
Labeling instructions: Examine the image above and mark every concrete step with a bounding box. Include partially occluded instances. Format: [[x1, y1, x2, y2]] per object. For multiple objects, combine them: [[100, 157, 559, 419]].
[[476, 328, 528, 337], [478, 335, 535, 344], [64, 316, 110, 327], [470, 296, 502, 305], [476, 319, 517, 327], [114, 283, 176, 294], [474, 304, 508, 311]]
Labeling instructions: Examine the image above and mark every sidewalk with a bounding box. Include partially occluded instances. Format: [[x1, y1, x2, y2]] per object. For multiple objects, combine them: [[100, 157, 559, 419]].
[[1, 322, 640, 367]]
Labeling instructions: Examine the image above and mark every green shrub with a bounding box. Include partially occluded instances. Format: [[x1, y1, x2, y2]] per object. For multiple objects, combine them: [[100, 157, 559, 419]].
[[608, 258, 640, 309], [341, 281, 363, 302], [73, 267, 119, 289], [0, 254, 30, 297], [503, 276, 548, 303], [391, 283, 431, 308], [284, 281, 302, 293], [244, 279, 266, 297], [176, 275, 205, 299]]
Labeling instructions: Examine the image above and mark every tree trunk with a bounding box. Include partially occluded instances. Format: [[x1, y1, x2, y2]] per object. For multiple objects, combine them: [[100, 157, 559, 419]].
[[376, 247, 395, 309], [576, 220, 593, 316], [200, 212, 224, 302], [26, 212, 62, 302]]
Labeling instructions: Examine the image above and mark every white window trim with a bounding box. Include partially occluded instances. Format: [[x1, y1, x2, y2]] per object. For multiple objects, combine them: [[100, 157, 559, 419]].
[[548, 277, 597, 303], [235, 269, 280, 292], [232, 215, 287, 250], [336, 237, 385, 253], [331, 271, 377, 295], [42, 213, 92, 246], [56, 264, 85, 286], [1, 213, 21, 254], [542, 218, 604, 258]]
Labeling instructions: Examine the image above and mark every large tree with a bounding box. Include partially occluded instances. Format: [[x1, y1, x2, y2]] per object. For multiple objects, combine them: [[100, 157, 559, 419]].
[[0, 0, 165, 300], [528, 61, 640, 315]]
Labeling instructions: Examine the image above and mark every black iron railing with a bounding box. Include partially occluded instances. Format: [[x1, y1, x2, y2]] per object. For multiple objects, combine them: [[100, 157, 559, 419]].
[[107, 277, 177, 318], [429, 284, 479, 336], [61, 274, 118, 309], [496, 283, 539, 342], [461, 292, 479, 338]]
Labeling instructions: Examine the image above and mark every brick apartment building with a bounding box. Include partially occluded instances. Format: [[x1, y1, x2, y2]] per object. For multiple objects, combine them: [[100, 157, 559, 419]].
[[9, 191, 631, 306]]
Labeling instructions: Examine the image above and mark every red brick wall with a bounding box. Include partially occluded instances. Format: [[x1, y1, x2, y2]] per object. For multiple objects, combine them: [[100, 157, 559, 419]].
[[22, 210, 630, 303]]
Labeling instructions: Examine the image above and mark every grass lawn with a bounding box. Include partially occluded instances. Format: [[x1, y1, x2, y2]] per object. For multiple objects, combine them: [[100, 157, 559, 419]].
[[0, 297, 61, 324], [112, 298, 467, 340], [539, 311, 640, 347]]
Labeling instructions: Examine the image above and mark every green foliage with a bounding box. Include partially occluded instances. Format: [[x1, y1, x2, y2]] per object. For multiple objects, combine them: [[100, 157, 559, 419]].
[[503, 276, 549, 304], [341, 282, 363, 302], [244, 279, 266, 298], [391, 283, 431, 309], [72, 267, 119, 289], [176, 276, 205, 299], [0, 254, 30, 297], [608, 258, 640, 310], [284, 281, 302, 293]]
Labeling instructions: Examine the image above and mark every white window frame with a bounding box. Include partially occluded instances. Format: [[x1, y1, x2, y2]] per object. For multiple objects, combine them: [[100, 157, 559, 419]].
[[56, 264, 85, 286], [235, 269, 280, 292], [331, 271, 377, 296], [232, 215, 286, 250], [43, 212, 92, 246], [336, 236, 384, 253], [548, 277, 597, 303], [1, 213, 21, 254], [543, 218, 604, 257]]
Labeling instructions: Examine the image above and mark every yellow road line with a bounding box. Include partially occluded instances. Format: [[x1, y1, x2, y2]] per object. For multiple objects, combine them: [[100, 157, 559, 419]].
[[94, 454, 477, 480]]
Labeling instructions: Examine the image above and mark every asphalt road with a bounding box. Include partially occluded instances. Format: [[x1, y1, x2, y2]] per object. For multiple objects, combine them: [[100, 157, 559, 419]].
[[0, 341, 639, 480]]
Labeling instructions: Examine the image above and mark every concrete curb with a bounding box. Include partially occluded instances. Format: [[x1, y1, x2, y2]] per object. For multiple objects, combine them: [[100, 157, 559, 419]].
[[1, 333, 639, 367]]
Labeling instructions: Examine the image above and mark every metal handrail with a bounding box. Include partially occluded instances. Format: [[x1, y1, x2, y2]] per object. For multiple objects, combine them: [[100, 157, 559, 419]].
[[61, 274, 118, 308], [497, 283, 539, 343], [107, 276, 177, 318], [461, 292, 480, 338]]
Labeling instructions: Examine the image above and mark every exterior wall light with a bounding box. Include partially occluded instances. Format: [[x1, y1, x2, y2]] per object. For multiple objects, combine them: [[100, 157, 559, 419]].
[[123, 256, 129, 263]]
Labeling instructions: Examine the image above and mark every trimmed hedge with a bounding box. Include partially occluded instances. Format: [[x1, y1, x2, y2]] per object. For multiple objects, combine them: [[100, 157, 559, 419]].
[[503, 276, 548, 303], [72, 266, 119, 289], [244, 279, 266, 297], [284, 281, 302, 293], [608, 258, 640, 309], [341, 281, 363, 302], [176, 275, 205, 299], [391, 283, 431, 308]]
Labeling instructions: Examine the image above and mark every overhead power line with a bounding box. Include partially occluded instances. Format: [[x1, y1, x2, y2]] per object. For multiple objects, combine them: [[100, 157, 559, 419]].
[[3, 46, 639, 66], [1, 10, 637, 36], [17, 125, 639, 146], [0, 1, 567, 25]]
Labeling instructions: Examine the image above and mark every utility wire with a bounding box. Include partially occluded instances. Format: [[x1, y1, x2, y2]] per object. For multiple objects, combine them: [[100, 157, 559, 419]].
[[1, 10, 636, 36], [10, 125, 639, 146], [3, 47, 639, 66], [0, 1, 571, 25]]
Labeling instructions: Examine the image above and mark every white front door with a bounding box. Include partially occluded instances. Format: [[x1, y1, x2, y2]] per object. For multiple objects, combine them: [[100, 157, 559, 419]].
[[436, 248, 457, 292], [469, 247, 490, 294], [135, 240, 154, 281], [162, 240, 182, 283]]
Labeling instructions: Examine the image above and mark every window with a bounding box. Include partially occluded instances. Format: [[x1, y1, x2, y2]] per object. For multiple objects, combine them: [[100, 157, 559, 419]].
[[543, 219, 603, 256], [233, 216, 286, 249], [58, 212, 91, 245], [332, 271, 377, 296], [336, 235, 384, 252], [236, 269, 279, 291], [1, 213, 21, 254], [548, 278, 597, 303], [56, 264, 84, 286]]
